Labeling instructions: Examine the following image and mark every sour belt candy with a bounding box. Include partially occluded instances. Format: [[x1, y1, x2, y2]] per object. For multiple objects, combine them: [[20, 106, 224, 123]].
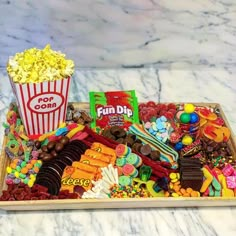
[[129, 124, 179, 168]]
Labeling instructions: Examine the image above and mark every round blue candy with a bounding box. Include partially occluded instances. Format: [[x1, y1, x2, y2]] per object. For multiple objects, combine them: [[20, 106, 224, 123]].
[[190, 113, 199, 124], [175, 142, 183, 151]]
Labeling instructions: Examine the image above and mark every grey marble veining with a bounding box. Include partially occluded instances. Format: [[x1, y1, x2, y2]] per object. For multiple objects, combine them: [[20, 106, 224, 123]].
[[0, 0, 235, 68], [0, 68, 236, 235]]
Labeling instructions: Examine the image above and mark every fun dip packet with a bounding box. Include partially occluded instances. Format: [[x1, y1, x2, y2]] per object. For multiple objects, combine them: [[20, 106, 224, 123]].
[[89, 90, 139, 130]]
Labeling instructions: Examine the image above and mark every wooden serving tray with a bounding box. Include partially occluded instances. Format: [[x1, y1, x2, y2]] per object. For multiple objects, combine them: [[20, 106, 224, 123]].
[[0, 102, 236, 211]]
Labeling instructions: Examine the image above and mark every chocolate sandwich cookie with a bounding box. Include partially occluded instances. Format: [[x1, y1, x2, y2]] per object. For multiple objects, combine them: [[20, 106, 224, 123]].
[[41, 161, 64, 176], [59, 150, 80, 162], [35, 171, 61, 195], [36, 177, 60, 195]]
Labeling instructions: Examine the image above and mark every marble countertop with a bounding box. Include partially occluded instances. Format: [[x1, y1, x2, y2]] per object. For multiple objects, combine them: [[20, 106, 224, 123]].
[[0, 68, 236, 236], [0, 0, 235, 68]]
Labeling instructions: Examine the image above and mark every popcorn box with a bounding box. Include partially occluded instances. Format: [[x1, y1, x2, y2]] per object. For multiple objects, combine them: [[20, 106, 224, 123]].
[[9, 77, 71, 136]]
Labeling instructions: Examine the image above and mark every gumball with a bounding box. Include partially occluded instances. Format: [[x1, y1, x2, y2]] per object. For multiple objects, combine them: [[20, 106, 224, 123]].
[[190, 113, 199, 124], [182, 135, 193, 145], [175, 142, 183, 151], [184, 103, 195, 113], [180, 113, 191, 124]]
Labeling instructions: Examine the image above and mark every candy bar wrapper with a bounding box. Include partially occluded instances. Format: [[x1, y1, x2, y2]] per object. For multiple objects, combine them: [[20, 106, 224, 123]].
[[61, 166, 95, 193], [9, 77, 71, 136]]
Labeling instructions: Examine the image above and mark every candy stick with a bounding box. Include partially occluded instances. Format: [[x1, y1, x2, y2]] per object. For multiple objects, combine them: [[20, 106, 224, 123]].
[[102, 167, 114, 183], [108, 164, 116, 182]]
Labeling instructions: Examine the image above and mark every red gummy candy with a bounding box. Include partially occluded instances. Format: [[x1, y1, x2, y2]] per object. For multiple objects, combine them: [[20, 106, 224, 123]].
[[167, 103, 176, 110], [147, 101, 156, 107]]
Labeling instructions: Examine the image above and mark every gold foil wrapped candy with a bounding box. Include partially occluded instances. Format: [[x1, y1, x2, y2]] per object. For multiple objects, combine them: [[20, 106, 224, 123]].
[[7, 44, 74, 83]]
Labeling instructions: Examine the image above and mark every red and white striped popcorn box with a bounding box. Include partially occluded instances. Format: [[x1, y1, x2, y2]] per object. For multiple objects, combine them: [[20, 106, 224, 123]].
[[9, 77, 71, 136]]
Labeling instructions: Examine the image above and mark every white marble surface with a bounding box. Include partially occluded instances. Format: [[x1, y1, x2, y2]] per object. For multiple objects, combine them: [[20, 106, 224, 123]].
[[0, 68, 236, 236], [0, 0, 235, 68]]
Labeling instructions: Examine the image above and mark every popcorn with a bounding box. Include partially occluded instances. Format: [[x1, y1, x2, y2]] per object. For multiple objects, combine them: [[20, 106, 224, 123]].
[[7, 44, 74, 83]]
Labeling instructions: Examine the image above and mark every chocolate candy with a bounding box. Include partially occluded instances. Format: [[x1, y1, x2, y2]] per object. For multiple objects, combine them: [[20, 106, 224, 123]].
[[35, 140, 89, 195], [140, 144, 152, 156], [35, 141, 41, 149], [55, 143, 64, 153], [59, 136, 70, 145], [47, 141, 56, 151], [42, 153, 53, 162], [41, 145, 48, 153], [150, 150, 160, 161]]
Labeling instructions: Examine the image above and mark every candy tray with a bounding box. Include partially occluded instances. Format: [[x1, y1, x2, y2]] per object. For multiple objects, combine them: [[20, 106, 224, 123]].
[[0, 102, 236, 211]]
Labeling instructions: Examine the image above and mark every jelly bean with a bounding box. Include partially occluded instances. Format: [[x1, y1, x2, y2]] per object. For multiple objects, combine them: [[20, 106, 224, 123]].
[[31, 150, 39, 159], [33, 166, 40, 173], [21, 161, 27, 168], [14, 171, 20, 178], [13, 178, 21, 184], [23, 178, 29, 184], [7, 174, 14, 179], [30, 174, 36, 180], [10, 162, 17, 169], [30, 160, 37, 165], [21, 167, 28, 174], [6, 166, 12, 174], [26, 163, 33, 169], [19, 173, 26, 179], [16, 166, 21, 172], [6, 179, 13, 185]]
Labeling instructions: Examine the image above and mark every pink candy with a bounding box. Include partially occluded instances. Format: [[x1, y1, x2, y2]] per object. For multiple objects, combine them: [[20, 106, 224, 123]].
[[226, 176, 236, 189], [222, 164, 234, 177]]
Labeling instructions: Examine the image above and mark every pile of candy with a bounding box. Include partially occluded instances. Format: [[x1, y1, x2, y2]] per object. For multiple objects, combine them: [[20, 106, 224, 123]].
[[0, 93, 236, 201]]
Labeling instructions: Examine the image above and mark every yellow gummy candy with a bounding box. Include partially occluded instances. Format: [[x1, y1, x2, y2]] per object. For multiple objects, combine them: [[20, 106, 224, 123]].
[[66, 125, 85, 139], [218, 174, 234, 197], [171, 192, 180, 197], [169, 173, 177, 180], [6, 167, 12, 174], [200, 167, 213, 193]]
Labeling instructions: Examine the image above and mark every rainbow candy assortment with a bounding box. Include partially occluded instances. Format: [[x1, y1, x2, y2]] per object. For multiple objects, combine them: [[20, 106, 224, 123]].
[[1, 55, 236, 202]]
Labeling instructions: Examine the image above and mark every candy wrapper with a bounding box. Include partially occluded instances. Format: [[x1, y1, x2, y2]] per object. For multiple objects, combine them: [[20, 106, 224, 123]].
[[61, 166, 95, 193], [6, 45, 74, 136], [89, 90, 139, 130]]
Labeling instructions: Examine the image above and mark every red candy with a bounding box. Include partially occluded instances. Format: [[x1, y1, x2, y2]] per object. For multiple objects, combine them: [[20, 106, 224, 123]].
[[139, 102, 177, 122], [0, 183, 79, 201]]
